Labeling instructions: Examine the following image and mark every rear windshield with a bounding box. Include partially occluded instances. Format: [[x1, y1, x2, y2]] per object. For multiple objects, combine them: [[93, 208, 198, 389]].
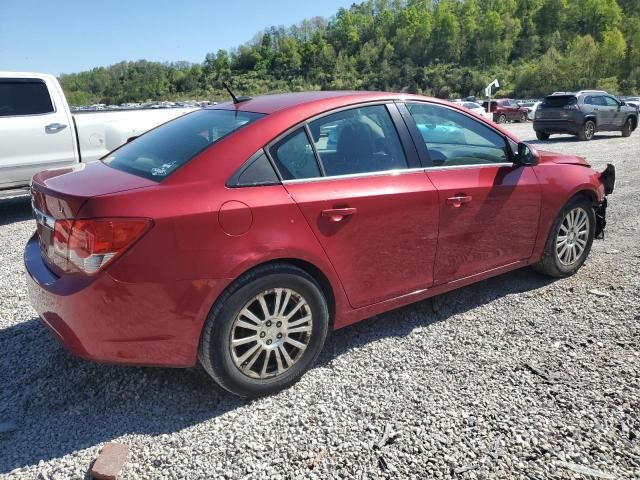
[[103, 109, 264, 180], [542, 95, 577, 108]]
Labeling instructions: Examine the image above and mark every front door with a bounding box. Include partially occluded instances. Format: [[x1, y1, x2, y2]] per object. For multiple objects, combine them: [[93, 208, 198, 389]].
[[268, 104, 439, 308], [604, 95, 624, 128], [404, 101, 541, 283], [0, 77, 76, 188]]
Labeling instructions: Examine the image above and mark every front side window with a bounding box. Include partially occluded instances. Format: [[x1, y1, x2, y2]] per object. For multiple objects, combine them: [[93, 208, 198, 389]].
[[307, 105, 407, 177], [406, 102, 508, 166], [0, 79, 54, 116], [603, 96, 619, 107], [104, 109, 264, 180]]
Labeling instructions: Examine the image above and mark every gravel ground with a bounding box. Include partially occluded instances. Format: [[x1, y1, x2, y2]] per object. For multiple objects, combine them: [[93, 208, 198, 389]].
[[1, 123, 639, 480]]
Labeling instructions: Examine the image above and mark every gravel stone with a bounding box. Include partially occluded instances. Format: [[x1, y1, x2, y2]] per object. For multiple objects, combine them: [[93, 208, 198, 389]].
[[1, 124, 639, 479]]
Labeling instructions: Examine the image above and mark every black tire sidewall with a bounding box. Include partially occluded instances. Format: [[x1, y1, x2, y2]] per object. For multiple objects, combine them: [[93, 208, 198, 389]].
[[201, 271, 329, 397], [622, 119, 632, 137]]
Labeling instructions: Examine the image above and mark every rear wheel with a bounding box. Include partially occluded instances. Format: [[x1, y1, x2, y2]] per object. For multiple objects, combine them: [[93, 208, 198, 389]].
[[622, 118, 633, 137], [533, 196, 595, 278], [536, 131, 550, 140], [579, 120, 595, 141], [497, 113, 507, 124], [198, 264, 329, 397]]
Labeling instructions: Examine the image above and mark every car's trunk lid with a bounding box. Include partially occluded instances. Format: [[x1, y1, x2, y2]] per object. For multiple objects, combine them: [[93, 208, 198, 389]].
[[31, 161, 155, 274]]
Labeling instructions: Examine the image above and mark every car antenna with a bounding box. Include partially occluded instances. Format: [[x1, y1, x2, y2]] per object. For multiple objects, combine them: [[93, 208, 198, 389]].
[[223, 81, 252, 104]]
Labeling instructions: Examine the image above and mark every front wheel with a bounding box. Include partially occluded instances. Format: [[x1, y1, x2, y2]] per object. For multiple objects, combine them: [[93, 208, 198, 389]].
[[536, 131, 550, 140], [622, 118, 633, 137], [519, 112, 528, 122], [198, 264, 329, 397], [533, 196, 595, 278], [579, 120, 595, 141]]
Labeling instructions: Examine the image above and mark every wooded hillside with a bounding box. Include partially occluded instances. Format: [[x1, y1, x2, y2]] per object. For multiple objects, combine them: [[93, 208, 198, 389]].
[[60, 0, 640, 105]]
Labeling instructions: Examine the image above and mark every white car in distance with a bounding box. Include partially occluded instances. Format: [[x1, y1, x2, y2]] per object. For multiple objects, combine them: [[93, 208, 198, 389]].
[[455, 101, 492, 120]]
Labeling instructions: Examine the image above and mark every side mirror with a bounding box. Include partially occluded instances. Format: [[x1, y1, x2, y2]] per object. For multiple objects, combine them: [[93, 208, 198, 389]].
[[516, 142, 537, 166]]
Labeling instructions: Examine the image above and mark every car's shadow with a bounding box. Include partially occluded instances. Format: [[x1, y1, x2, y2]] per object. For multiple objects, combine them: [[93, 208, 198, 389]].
[[0, 267, 554, 473], [0, 196, 32, 227], [525, 133, 621, 145]]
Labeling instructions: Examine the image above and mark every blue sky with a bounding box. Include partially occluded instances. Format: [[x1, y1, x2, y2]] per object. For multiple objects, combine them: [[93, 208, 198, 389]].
[[0, 0, 353, 75]]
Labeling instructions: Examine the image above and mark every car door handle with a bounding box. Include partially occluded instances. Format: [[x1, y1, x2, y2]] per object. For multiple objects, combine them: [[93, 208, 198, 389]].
[[446, 195, 472, 207], [321, 207, 357, 222], [45, 123, 67, 133]]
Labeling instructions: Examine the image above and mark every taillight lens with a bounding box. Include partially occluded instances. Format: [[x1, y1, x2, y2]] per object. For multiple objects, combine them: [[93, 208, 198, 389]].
[[563, 104, 580, 111], [51, 218, 151, 274]]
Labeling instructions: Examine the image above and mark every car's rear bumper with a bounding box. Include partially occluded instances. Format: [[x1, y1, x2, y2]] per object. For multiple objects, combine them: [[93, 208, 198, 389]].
[[24, 234, 226, 367], [533, 120, 581, 135]]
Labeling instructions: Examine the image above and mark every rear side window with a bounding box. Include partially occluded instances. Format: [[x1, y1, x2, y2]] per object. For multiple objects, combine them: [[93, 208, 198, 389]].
[[542, 95, 577, 108], [103, 109, 264, 180], [270, 129, 321, 180], [307, 105, 407, 177], [0, 79, 54, 116]]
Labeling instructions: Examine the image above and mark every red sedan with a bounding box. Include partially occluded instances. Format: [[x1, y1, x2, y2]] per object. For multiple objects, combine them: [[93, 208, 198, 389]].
[[25, 91, 615, 397]]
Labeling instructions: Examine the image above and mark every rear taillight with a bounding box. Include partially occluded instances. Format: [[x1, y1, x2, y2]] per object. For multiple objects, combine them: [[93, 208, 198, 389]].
[[563, 104, 580, 111], [51, 218, 151, 274]]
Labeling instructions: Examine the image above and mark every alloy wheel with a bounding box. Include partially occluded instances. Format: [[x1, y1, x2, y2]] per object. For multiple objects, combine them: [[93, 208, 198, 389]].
[[556, 207, 590, 265], [584, 121, 595, 140], [230, 288, 313, 379]]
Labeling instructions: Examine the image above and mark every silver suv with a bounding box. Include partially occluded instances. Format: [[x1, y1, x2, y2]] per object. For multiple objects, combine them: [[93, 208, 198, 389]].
[[533, 90, 638, 141]]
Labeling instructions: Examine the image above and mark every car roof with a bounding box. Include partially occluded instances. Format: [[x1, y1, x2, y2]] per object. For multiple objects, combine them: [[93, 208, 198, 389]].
[[208, 90, 436, 115]]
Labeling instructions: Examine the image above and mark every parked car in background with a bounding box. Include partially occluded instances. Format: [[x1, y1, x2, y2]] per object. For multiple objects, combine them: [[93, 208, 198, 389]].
[[518, 101, 542, 120], [454, 100, 492, 120], [533, 90, 638, 141], [621, 96, 640, 113], [25, 91, 615, 397], [0, 72, 197, 198], [482, 99, 529, 123]]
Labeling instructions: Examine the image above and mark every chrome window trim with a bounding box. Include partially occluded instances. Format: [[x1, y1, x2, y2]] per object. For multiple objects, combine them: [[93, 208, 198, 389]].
[[281, 167, 427, 185], [280, 162, 515, 184], [425, 162, 514, 171]]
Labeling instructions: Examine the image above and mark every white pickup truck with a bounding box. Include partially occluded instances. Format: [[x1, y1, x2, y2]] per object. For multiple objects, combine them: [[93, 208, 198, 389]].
[[0, 72, 197, 198]]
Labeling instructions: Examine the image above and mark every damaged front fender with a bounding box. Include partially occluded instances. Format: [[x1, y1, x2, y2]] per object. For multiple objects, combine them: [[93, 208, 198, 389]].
[[594, 164, 614, 239]]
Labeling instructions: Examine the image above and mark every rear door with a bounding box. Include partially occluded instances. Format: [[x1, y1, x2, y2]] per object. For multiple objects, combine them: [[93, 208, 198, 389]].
[[0, 77, 76, 188], [402, 102, 541, 284], [270, 103, 440, 308]]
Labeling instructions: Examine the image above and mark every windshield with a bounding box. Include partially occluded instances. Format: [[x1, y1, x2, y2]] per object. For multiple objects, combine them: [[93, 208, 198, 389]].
[[103, 109, 264, 180]]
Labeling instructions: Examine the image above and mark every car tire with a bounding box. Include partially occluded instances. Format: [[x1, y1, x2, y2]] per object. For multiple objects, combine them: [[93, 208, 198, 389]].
[[579, 120, 596, 141], [621, 118, 633, 137], [198, 263, 329, 398], [533, 196, 595, 278], [519, 112, 528, 122], [536, 131, 550, 140], [497, 113, 507, 124]]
